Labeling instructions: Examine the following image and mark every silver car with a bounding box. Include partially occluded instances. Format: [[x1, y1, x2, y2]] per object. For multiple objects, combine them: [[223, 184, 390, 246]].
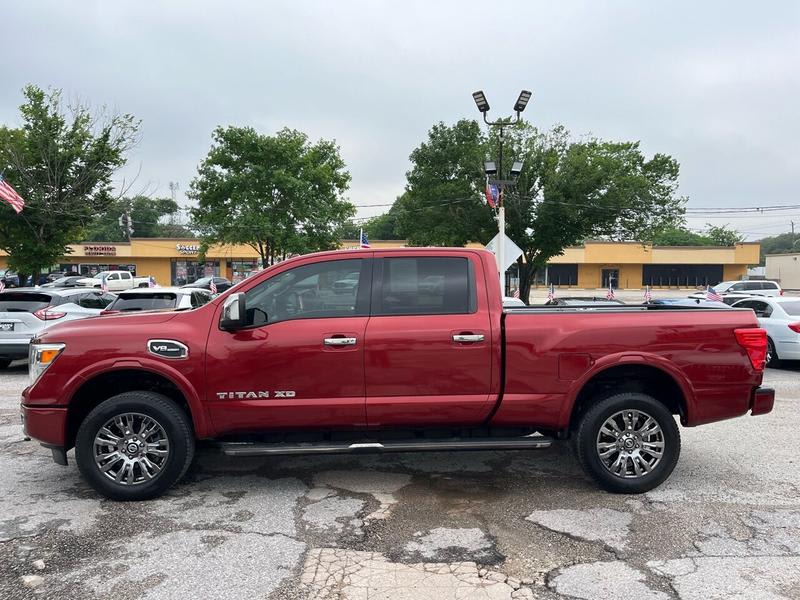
[[730, 296, 800, 367], [0, 288, 115, 368], [102, 287, 212, 314]]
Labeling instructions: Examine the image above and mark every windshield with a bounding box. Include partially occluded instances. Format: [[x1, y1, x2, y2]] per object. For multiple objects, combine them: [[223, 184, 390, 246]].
[[713, 282, 733, 293], [192, 277, 211, 285], [108, 293, 177, 312], [780, 301, 800, 316], [92, 272, 108, 279]]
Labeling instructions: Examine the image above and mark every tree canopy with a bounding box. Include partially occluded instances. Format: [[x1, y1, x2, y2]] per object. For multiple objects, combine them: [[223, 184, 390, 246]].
[[396, 120, 686, 297], [651, 223, 744, 247], [84, 195, 192, 241], [0, 85, 139, 279], [189, 126, 354, 266], [758, 232, 800, 264]]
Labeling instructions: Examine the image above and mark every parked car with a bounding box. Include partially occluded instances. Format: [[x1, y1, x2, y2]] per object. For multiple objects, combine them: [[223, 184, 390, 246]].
[[101, 287, 212, 314], [503, 296, 526, 308], [22, 248, 773, 500], [646, 298, 733, 308], [41, 276, 87, 289], [0, 288, 114, 368], [75, 270, 152, 291], [182, 276, 232, 294], [730, 297, 800, 367], [0, 269, 20, 288], [333, 272, 361, 294], [545, 296, 626, 307], [689, 280, 783, 300]]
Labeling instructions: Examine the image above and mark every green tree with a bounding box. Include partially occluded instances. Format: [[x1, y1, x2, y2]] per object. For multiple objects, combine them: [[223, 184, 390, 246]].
[[0, 85, 139, 281], [84, 195, 192, 241], [758, 232, 800, 264], [189, 126, 354, 266], [396, 120, 494, 246], [704, 223, 744, 246], [398, 120, 685, 298], [651, 225, 713, 246]]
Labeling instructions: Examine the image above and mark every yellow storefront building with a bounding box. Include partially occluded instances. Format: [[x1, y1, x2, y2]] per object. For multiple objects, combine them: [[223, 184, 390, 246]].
[[0, 238, 760, 289]]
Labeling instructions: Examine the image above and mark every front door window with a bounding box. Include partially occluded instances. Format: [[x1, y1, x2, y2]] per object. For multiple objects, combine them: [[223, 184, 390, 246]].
[[602, 268, 619, 289]]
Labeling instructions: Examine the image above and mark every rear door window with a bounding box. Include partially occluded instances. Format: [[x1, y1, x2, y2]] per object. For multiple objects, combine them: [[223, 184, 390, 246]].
[[374, 257, 476, 316], [0, 293, 54, 313], [111, 293, 177, 312]]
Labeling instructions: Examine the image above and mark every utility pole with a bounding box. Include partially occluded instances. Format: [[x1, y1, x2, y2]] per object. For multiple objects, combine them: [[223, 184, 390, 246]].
[[472, 90, 531, 296]]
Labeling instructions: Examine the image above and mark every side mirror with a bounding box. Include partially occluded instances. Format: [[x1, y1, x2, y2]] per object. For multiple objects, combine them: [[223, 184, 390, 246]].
[[220, 293, 247, 330]]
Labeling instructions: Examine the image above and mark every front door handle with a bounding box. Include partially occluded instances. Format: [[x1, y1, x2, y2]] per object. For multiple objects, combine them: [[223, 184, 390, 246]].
[[452, 334, 485, 343], [324, 337, 357, 346]]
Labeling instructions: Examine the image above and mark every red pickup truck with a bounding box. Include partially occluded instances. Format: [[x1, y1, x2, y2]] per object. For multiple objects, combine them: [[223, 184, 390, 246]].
[[21, 248, 774, 500]]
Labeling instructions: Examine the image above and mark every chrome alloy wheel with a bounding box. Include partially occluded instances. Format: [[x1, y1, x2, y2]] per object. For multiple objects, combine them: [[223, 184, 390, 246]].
[[93, 413, 170, 485], [596, 409, 665, 478]]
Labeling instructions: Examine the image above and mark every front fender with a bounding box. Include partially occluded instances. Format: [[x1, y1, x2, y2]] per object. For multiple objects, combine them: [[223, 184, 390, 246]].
[[61, 357, 214, 438]]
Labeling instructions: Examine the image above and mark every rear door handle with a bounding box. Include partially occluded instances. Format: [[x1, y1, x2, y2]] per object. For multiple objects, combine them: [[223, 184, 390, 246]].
[[452, 334, 485, 343], [324, 337, 357, 346]]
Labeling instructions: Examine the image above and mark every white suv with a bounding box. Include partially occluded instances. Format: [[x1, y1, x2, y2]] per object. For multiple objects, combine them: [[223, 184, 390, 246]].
[[689, 280, 783, 299]]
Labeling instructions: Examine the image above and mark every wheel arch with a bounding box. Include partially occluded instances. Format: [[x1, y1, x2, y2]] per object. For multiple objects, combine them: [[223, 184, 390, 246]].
[[566, 357, 693, 430], [65, 366, 210, 450]]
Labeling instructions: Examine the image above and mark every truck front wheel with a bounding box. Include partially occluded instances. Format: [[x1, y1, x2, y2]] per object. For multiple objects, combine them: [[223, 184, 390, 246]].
[[75, 392, 195, 500], [575, 393, 680, 494]]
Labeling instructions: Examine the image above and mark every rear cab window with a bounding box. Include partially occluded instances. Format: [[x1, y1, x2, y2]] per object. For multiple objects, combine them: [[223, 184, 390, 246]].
[[373, 257, 476, 316]]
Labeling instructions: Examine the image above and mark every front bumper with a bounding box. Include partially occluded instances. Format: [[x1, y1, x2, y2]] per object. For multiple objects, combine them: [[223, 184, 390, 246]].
[[21, 404, 67, 447], [750, 387, 775, 416]]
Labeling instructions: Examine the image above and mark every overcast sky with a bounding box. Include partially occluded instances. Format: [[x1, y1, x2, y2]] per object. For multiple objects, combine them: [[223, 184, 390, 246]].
[[2, 1, 798, 239]]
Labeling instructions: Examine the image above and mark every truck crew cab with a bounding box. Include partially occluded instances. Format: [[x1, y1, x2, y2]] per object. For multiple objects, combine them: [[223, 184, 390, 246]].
[[21, 248, 774, 500]]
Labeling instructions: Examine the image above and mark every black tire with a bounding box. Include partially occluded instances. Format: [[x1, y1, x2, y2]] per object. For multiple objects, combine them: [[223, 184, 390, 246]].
[[767, 338, 781, 368], [75, 391, 195, 500], [0, 358, 12, 369], [575, 392, 680, 494]]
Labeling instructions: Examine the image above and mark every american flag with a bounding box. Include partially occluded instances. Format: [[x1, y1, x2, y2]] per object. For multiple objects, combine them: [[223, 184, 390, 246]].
[[547, 283, 555, 302], [484, 183, 499, 208], [100, 274, 109, 294], [0, 280, 5, 293], [706, 285, 723, 302], [0, 174, 25, 214], [209, 278, 217, 294], [606, 282, 616, 300], [513, 288, 520, 299], [644, 285, 652, 303], [360, 229, 370, 248], [148, 276, 156, 288]]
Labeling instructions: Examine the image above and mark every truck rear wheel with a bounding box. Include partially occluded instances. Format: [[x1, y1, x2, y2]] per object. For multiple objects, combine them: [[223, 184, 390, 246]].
[[575, 392, 680, 494], [75, 391, 195, 500]]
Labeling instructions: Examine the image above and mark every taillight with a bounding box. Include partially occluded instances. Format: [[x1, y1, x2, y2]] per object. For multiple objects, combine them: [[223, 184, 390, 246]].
[[789, 323, 800, 334], [33, 306, 66, 321], [734, 328, 767, 371]]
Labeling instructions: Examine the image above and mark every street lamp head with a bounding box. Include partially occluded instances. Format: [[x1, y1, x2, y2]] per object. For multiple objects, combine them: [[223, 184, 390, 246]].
[[472, 90, 490, 113], [510, 161, 524, 177], [513, 90, 532, 113], [484, 161, 497, 176]]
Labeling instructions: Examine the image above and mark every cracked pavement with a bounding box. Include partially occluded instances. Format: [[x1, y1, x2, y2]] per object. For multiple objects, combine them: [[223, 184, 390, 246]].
[[1, 361, 799, 599]]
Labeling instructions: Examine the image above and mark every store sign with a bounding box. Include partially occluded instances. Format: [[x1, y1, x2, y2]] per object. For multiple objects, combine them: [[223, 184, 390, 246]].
[[83, 244, 117, 256], [176, 244, 200, 255]]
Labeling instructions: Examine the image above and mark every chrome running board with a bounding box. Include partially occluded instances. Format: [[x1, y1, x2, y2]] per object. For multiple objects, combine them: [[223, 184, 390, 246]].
[[220, 436, 552, 457]]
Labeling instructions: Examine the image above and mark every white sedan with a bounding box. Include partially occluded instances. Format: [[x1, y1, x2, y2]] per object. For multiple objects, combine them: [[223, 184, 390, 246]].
[[730, 297, 800, 366]]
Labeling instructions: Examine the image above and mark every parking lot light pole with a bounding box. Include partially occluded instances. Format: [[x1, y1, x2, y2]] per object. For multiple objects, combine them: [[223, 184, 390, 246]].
[[472, 90, 532, 296]]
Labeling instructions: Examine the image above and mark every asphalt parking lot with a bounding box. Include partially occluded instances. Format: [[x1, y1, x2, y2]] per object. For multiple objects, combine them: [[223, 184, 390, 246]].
[[1, 361, 799, 600]]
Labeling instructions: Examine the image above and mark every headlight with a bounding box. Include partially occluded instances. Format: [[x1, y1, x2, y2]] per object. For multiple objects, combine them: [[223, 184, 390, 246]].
[[28, 343, 65, 387]]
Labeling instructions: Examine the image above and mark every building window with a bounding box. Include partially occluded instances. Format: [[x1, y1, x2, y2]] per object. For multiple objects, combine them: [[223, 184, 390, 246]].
[[230, 259, 260, 283], [171, 259, 219, 286], [642, 264, 724, 287], [62, 263, 136, 276], [546, 264, 578, 286]]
